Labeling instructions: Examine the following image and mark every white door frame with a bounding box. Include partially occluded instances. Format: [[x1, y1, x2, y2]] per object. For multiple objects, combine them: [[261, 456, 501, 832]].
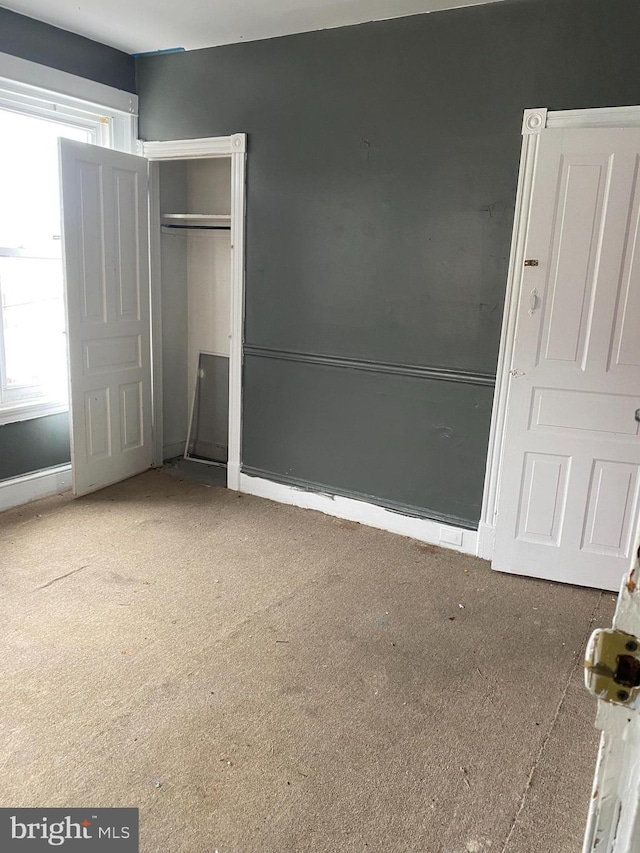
[[142, 134, 247, 491], [478, 106, 640, 561]]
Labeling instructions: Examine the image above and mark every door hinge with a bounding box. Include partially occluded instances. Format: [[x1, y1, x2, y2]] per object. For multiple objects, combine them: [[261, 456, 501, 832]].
[[584, 628, 640, 706]]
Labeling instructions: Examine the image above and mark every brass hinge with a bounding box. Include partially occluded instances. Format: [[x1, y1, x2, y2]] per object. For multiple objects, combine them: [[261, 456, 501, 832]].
[[584, 628, 640, 706]]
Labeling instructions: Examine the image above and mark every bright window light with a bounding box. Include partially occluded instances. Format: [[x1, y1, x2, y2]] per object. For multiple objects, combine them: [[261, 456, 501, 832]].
[[0, 109, 93, 415]]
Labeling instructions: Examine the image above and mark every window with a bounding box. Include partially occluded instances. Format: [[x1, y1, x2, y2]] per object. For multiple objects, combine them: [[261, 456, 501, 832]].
[[0, 86, 128, 425], [0, 109, 94, 423]]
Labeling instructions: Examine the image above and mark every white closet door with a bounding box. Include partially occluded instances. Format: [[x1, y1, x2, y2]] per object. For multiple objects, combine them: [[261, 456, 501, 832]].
[[60, 139, 152, 496], [493, 126, 640, 591]]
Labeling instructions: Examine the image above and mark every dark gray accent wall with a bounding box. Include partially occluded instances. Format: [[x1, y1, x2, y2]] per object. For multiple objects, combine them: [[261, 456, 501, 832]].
[[0, 414, 70, 481], [243, 355, 493, 527], [0, 7, 135, 92], [137, 0, 640, 527]]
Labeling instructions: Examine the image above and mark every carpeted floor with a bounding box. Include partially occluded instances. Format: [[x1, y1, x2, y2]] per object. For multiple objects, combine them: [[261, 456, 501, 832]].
[[0, 470, 615, 852]]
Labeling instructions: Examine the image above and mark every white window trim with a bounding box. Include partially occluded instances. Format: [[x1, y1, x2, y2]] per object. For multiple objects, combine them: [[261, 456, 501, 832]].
[[0, 51, 138, 152], [0, 400, 68, 427], [0, 52, 139, 427]]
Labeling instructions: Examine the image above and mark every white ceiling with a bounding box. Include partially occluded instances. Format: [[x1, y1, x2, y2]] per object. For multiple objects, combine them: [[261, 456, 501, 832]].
[[4, 0, 507, 55]]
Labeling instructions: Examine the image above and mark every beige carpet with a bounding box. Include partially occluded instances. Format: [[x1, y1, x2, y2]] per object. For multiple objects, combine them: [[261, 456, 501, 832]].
[[0, 470, 615, 852]]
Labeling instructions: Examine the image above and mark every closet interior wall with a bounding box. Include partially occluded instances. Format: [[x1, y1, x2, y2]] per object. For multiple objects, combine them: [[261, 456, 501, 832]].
[[158, 156, 232, 462]]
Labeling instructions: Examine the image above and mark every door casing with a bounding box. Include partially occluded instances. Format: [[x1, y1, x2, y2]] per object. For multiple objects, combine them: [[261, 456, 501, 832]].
[[478, 105, 640, 563], [142, 134, 247, 490]]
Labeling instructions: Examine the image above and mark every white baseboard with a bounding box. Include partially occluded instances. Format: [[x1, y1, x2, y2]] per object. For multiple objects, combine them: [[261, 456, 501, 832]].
[[0, 464, 72, 512], [476, 522, 495, 561], [239, 473, 478, 555]]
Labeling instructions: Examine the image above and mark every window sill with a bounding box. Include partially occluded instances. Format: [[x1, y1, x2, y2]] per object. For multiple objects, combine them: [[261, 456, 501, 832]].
[[0, 400, 69, 427]]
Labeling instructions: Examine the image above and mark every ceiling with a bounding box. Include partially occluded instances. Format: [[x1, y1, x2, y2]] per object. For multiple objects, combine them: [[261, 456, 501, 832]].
[[4, 0, 507, 55]]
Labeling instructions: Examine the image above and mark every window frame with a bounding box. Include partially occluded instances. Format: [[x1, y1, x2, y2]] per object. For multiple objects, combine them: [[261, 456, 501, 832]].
[[0, 64, 138, 426], [0, 248, 71, 423]]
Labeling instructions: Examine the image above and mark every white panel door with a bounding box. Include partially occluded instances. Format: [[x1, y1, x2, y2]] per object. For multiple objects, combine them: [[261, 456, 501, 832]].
[[60, 139, 152, 496], [493, 127, 640, 591]]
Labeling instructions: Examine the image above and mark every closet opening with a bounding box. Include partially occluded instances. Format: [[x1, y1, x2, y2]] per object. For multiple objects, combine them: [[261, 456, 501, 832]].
[[157, 156, 233, 476]]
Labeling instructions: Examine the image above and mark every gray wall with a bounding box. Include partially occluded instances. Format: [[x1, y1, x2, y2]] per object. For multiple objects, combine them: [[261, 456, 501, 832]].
[[0, 7, 135, 91], [136, 0, 640, 527], [0, 9, 135, 483], [0, 414, 71, 481]]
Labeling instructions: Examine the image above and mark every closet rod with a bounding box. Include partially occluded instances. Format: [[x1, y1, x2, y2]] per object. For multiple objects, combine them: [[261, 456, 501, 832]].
[[161, 224, 231, 231]]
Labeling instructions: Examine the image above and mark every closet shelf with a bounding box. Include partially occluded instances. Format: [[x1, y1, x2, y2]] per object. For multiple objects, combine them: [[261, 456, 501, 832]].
[[161, 213, 230, 224]]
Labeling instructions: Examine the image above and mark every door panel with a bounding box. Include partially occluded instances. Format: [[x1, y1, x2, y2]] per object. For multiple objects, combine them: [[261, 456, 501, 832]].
[[531, 388, 640, 437], [493, 127, 640, 590], [77, 160, 106, 323], [120, 381, 143, 450], [582, 460, 639, 558], [83, 336, 141, 374], [113, 167, 141, 321], [611, 159, 640, 372], [542, 156, 610, 367], [60, 139, 152, 496], [516, 452, 570, 545]]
